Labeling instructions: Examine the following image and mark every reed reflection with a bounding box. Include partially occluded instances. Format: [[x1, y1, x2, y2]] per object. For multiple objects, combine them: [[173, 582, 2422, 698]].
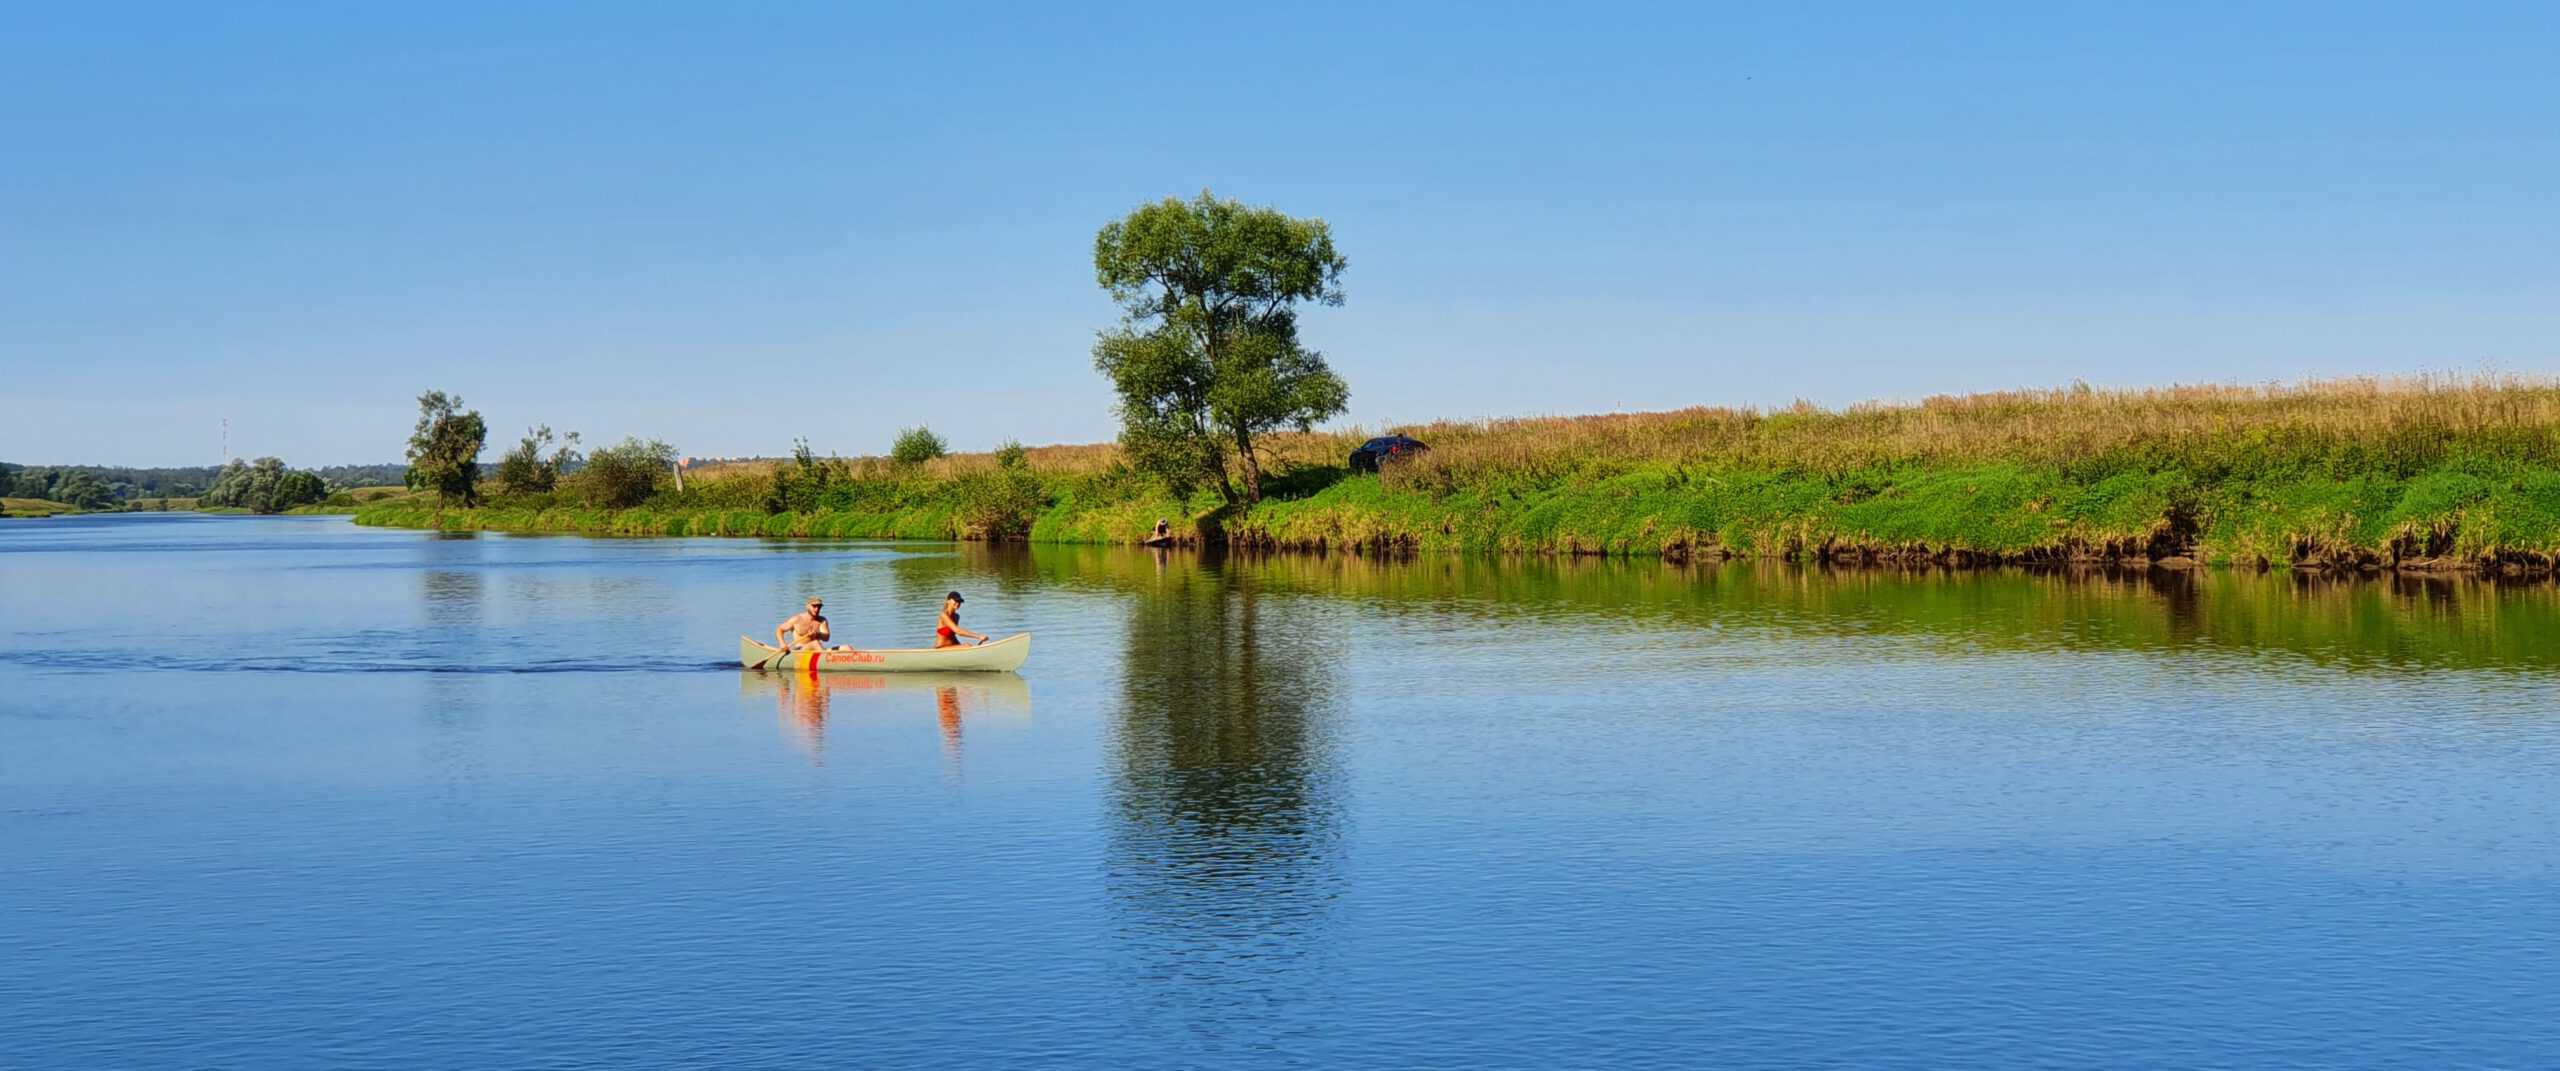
[[1105, 554, 1349, 1007], [1124, 550, 2560, 675], [738, 670, 1032, 767]]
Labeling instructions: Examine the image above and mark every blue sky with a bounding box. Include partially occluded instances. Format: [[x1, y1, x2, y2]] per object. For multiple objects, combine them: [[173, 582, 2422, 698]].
[[6, 2, 2555, 465]]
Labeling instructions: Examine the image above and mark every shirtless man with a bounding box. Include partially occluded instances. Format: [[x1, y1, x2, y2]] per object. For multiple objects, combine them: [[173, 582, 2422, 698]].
[[775, 598, 832, 652]]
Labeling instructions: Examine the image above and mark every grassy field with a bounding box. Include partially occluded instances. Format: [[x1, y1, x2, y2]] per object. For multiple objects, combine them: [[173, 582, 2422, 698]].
[[287, 485, 413, 515], [356, 376, 2560, 573], [4, 497, 221, 516], [2, 497, 80, 517]]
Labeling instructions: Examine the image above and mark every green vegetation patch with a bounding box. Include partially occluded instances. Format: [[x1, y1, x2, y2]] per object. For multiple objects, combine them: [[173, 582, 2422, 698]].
[[350, 379, 2560, 571]]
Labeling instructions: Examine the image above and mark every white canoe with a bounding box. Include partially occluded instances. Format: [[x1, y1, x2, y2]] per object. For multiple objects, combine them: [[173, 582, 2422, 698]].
[[740, 633, 1030, 673]]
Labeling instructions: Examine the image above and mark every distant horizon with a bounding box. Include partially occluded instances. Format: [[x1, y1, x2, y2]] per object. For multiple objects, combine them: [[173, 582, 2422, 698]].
[[8, 4, 2555, 465]]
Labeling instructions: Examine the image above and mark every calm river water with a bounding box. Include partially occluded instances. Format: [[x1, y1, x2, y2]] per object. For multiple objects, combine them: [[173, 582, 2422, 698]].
[[5, 514, 2557, 1068]]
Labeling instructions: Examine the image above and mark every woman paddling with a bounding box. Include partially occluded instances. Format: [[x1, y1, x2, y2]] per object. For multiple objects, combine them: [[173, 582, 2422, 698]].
[[935, 590, 988, 649]]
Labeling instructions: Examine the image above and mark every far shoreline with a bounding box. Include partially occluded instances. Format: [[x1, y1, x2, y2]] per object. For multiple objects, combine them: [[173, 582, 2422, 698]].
[[348, 376, 2560, 581]]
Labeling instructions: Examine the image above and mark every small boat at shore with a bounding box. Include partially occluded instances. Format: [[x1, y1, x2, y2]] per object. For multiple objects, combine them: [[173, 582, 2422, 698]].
[[739, 633, 1031, 673]]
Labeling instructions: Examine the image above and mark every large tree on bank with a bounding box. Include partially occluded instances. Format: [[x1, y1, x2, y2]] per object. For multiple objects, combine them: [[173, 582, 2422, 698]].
[[1092, 191, 1350, 506], [405, 390, 487, 506]]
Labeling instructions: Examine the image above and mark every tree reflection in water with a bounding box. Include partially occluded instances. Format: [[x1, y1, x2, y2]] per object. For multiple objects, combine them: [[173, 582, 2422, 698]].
[[418, 559, 488, 785], [1105, 553, 1349, 1027]]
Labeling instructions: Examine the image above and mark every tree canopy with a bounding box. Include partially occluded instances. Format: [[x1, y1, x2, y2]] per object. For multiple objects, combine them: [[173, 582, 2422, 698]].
[[1092, 191, 1351, 505], [0, 464, 384, 499], [50, 470, 115, 510], [203, 457, 328, 513], [405, 391, 487, 506], [9, 467, 54, 501], [5, 467, 114, 509]]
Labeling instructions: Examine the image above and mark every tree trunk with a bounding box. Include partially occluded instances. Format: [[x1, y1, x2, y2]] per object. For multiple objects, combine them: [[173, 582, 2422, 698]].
[[1204, 452, 1236, 507], [1232, 424, 1263, 504]]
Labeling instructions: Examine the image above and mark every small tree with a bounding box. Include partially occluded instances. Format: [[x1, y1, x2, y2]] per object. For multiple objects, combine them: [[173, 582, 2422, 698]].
[[576, 438, 675, 508], [891, 426, 947, 465], [405, 391, 487, 506], [496, 424, 581, 496], [1092, 190, 1351, 505]]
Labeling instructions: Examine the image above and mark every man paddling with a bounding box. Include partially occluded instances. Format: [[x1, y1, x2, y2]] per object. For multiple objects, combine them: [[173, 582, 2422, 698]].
[[775, 598, 832, 652]]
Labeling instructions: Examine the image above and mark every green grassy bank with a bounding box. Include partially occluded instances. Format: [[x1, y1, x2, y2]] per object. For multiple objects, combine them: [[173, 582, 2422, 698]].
[[355, 377, 2560, 574], [2, 497, 81, 517], [285, 486, 413, 516], [3, 496, 211, 517]]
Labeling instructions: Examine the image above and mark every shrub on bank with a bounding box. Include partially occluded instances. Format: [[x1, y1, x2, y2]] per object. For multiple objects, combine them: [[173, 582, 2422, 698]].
[[891, 426, 947, 465], [573, 438, 676, 509]]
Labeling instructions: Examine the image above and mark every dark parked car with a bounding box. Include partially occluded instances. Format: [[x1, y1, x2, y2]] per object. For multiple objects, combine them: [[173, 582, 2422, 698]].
[[1348, 434, 1428, 473]]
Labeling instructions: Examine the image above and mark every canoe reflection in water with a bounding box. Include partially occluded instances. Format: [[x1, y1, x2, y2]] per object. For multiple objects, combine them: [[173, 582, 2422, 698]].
[[738, 671, 1032, 766]]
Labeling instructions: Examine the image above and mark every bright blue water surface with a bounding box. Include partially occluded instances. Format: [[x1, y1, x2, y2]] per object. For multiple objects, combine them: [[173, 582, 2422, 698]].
[[5, 513, 2557, 1068]]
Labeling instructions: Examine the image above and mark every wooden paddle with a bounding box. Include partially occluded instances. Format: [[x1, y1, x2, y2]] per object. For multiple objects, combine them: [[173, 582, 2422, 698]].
[[747, 638, 791, 671]]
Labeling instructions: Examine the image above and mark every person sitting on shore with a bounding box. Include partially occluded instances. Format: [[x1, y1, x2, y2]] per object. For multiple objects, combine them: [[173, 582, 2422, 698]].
[[775, 598, 831, 652], [934, 591, 988, 649], [1153, 517, 1172, 541]]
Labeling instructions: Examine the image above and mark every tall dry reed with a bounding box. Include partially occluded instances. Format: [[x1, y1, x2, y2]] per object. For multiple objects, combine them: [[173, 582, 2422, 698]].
[[692, 374, 2560, 495]]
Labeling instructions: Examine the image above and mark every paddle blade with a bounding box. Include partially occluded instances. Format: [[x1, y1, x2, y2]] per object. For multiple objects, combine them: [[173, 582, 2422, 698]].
[[741, 636, 789, 670]]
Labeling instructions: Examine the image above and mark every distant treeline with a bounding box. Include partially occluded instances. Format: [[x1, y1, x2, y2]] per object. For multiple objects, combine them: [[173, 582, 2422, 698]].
[[0, 462, 410, 503]]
